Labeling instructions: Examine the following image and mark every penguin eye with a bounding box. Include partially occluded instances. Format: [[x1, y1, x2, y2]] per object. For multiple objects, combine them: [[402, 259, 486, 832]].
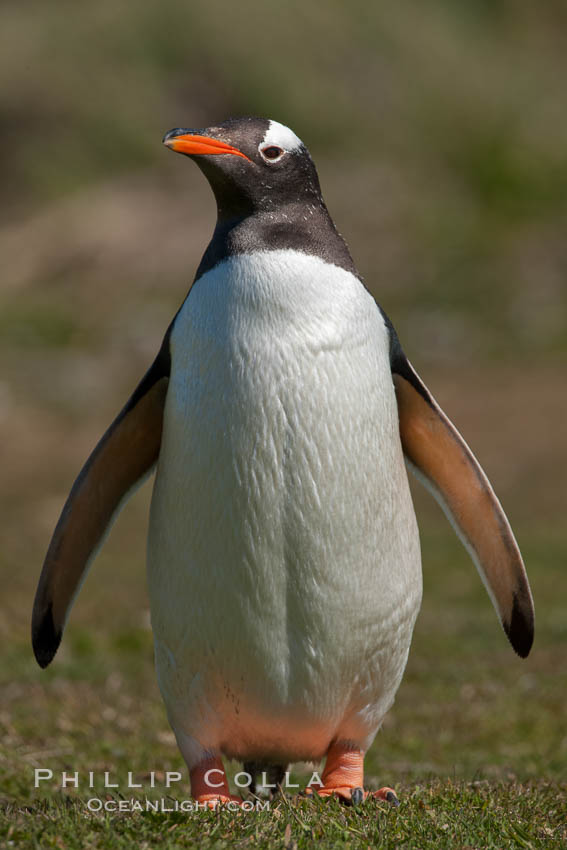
[[259, 144, 285, 163]]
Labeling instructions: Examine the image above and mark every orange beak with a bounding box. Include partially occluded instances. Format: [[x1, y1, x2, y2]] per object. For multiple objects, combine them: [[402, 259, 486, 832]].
[[163, 132, 251, 162]]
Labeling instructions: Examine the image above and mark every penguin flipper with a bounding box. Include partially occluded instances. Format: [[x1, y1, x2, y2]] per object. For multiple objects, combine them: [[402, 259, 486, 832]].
[[392, 360, 534, 658], [32, 341, 170, 668]]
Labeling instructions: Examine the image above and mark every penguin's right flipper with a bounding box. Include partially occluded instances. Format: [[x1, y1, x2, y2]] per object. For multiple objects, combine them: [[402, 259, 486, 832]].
[[32, 336, 170, 668], [392, 356, 534, 659]]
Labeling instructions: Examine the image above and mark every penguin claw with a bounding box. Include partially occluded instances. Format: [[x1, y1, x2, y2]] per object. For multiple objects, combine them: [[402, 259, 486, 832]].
[[371, 787, 400, 806], [350, 786, 364, 806], [305, 784, 399, 806]]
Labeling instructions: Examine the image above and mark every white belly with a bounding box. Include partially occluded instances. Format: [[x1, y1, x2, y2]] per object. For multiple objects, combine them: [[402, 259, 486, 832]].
[[147, 250, 421, 764]]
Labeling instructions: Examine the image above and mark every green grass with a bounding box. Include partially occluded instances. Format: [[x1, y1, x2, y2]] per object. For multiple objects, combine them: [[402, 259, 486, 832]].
[[2, 782, 566, 849]]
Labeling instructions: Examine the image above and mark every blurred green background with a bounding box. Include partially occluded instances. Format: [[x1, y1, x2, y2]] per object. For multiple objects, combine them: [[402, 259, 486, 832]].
[[1, 0, 566, 806]]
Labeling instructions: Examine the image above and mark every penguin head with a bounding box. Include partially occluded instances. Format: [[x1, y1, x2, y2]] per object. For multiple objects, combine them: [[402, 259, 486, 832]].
[[163, 117, 324, 219]]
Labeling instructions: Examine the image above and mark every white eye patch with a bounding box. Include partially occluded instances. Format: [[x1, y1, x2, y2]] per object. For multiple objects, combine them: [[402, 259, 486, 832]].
[[261, 120, 303, 153]]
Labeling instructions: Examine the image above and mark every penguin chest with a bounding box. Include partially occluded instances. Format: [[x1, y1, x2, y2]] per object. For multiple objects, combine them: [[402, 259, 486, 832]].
[[147, 251, 421, 748]]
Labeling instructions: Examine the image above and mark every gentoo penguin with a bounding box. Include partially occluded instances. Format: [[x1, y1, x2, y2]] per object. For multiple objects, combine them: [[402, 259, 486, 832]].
[[32, 117, 534, 806]]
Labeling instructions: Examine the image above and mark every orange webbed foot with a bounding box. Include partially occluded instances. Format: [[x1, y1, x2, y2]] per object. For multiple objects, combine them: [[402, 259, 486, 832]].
[[193, 792, 244, 809], [305, 784, 399, 806], [304, 740, 399, 806], [190, 754, 244, 808]]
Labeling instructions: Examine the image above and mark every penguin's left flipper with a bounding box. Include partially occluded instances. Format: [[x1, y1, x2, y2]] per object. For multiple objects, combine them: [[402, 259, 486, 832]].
[[393, 359, 534, 658], [32, 338, 170, 669]]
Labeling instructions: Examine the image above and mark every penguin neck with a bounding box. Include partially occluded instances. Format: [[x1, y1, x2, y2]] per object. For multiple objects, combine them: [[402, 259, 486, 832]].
[[194, 203, 359, 282]]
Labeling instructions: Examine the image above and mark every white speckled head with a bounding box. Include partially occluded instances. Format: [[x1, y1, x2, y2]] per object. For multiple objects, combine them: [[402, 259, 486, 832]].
[[262, 120, 303, 153]]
